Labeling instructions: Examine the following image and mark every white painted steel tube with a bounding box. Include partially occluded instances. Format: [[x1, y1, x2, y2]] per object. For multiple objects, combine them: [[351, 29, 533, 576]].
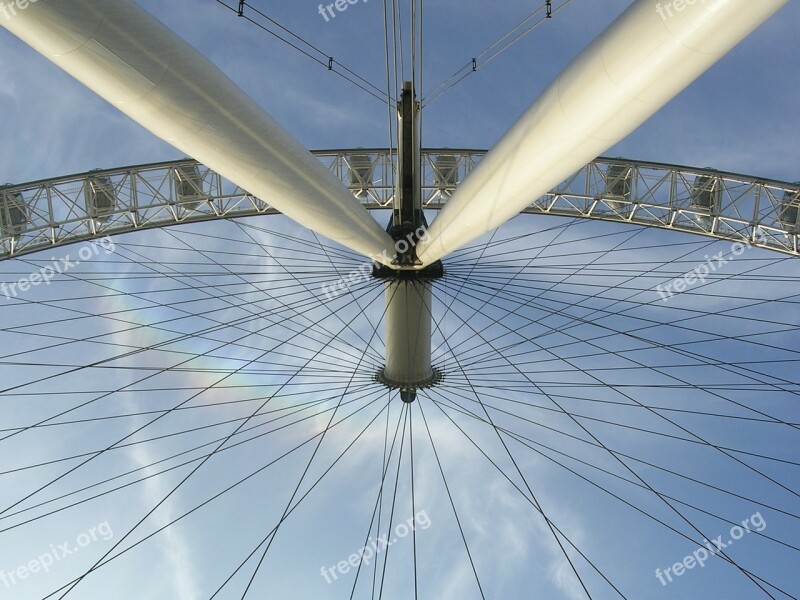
[[1, 0, 395, 263], [416, 0, 788, 266], [383, 281, 434, 387]]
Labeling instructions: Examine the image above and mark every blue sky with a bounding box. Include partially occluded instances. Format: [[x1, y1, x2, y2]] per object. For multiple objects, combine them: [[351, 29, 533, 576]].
[[0, 1, 798, 599]]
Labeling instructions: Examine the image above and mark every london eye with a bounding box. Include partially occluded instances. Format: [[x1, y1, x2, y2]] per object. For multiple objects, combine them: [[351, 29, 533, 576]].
[[0, 1, 798, 598]]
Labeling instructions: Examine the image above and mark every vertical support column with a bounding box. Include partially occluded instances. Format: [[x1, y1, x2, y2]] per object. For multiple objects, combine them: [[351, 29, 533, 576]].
[[378, 82, 439, 401], [383, 280, 435, 390], [393, 81, 423, 265]]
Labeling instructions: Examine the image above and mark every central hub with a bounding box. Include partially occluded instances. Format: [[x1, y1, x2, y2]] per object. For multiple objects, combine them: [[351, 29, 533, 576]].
[[372, 257, 444, 402]]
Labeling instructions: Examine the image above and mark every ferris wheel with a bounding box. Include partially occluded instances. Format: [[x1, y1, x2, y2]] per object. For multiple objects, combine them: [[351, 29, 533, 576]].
[[0, 1, 798, 598]]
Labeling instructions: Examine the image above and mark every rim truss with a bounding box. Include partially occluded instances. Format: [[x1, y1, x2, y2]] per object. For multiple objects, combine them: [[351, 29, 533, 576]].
[[1, 150, 798, 260]]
